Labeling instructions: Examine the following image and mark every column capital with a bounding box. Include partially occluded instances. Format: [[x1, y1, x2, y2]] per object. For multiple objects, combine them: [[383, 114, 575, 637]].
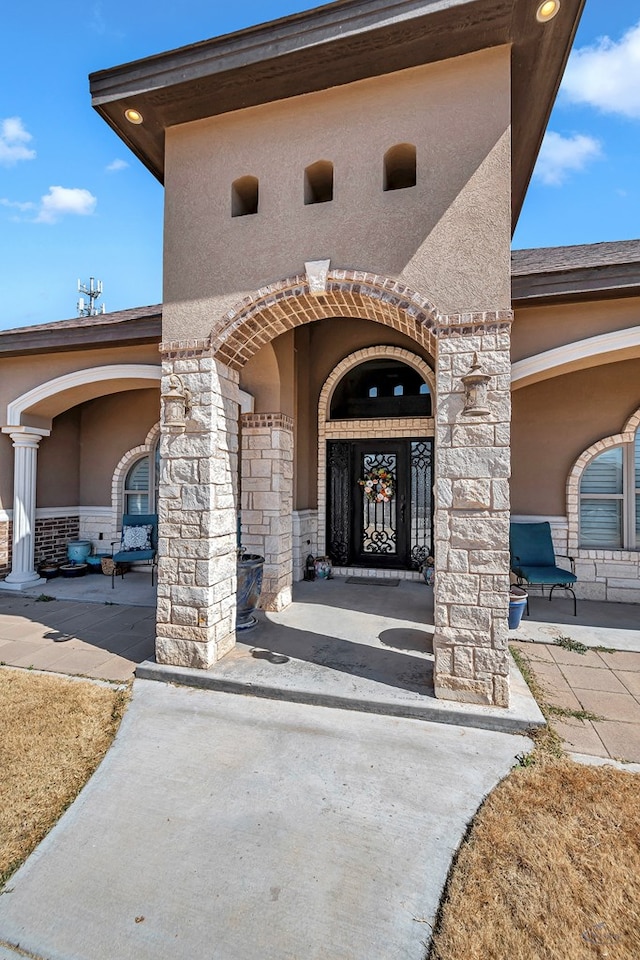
[[2, 425, 51, 446]]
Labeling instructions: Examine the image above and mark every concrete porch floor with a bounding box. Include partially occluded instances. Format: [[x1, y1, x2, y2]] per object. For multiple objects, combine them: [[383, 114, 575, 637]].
[[140, 579, 543, 734], [2, 575, 640, 761]]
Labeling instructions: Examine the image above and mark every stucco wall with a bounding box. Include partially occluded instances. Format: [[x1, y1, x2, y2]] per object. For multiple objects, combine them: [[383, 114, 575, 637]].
[[511, 358, 640, 516], [36, 408, 80, 508], [163, 47, 511, 341], [512, 295, 640, 363], [79, 389, 159, 506]]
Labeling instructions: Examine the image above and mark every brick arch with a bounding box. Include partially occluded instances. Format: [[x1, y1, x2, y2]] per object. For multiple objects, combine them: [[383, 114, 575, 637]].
[[318, 345, 436, 423], [211, 270, 439, 369], [111, 422, 160, 532]]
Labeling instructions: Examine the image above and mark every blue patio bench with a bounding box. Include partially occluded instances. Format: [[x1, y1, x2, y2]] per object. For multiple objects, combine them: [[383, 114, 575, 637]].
[[509, 521, 578, 617]]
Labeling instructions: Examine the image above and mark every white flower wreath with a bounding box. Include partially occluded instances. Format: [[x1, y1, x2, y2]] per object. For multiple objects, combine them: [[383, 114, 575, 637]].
[[358, 466, 395, 504]]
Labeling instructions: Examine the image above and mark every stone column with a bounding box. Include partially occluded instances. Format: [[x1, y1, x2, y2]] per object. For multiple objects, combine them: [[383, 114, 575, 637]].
[[432, 312, 513, 707], [240, 413, 294, 612], [155, 343, 239, 668], [0, 426, 51, 590]]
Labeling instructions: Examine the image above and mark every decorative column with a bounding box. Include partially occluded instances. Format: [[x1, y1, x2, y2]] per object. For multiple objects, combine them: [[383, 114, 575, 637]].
[[240, 413, 294, 612], [0, 426, 51, 590], [155, 342, 239, 669], [432, 311, 513, 707]]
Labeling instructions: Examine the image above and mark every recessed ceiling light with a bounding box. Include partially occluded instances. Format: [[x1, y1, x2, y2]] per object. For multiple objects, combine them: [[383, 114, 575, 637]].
[[124, 108, 143, 125], [536, 0, 560, 22]]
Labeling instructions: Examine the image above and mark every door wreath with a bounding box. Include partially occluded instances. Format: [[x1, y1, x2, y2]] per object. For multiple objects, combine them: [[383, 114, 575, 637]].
[[358, 466, 395, 503]]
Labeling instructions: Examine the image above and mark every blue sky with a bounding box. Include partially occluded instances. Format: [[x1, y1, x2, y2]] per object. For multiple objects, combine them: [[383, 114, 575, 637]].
[[1, 0, 639, 330]]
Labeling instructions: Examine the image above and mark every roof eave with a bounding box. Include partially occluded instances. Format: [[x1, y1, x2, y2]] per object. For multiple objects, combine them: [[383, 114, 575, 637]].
[[0, 317, 161, 357]]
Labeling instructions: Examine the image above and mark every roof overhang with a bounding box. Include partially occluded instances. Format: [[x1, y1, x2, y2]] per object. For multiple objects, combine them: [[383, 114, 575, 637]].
[[90, 0, 586, 232]]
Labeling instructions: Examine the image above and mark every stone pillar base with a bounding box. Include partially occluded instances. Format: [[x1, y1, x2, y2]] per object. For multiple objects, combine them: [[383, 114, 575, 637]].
[[260, 585, 292, 613], [156, 630, 235, 670]]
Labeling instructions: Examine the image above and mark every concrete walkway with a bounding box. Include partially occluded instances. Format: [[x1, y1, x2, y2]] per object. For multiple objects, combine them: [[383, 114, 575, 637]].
[[0, 679, 529, 960]]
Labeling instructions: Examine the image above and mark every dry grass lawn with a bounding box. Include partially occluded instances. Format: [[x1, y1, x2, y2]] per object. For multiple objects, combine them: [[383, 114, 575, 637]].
[[0, 667, 128, 886], [429, 755, 640, 960]]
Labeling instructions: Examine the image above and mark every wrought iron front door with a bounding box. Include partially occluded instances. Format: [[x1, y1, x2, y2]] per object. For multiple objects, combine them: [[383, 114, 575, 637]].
[[326, 438, 433, 569]]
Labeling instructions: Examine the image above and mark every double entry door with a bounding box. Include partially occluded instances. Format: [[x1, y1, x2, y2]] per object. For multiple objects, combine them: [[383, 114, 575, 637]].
[[326, 438, 433, 569]]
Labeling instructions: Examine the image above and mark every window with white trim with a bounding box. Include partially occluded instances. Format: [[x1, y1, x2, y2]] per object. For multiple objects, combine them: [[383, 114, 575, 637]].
[[124, 443, 160, 515], [579, 432, 640, 548]]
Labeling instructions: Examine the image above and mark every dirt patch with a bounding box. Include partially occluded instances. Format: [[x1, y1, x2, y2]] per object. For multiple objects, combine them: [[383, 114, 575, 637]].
[[0, 667, 128, 886]]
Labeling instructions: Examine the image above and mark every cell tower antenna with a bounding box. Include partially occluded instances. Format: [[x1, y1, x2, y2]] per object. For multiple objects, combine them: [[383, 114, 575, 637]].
[[77, 277, 106, 317]]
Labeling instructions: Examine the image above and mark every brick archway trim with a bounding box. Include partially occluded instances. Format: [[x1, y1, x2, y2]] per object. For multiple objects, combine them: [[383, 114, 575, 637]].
[[210, 271, 439, 369], [566, 407, 640, 552]]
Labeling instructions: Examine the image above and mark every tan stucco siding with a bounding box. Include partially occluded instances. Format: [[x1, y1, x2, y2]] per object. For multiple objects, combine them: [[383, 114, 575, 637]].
[[512, 296, 640, 363], [79, 389, 159, 506], [511, 358, 640, 516], [36, 408, 81, 508], [163, 47, 511, 341]]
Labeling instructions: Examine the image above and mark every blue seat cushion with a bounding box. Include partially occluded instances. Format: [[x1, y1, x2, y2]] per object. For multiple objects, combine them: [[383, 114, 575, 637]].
[[515, 564, 577, 586], [113, 549, 155, 563], [510, 522, 556, 567]]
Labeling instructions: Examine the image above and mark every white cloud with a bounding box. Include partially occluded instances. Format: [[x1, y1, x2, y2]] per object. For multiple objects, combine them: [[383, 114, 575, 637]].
[[563, 21, 640, 119], [35, 186, 97, 224], [106, 158, 128, 172], [534, 131, 602, 186], [0, 197, 35, 212], [0, 117, 36, 166]]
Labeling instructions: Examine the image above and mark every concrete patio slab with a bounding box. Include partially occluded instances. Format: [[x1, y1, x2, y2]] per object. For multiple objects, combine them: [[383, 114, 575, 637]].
[[551, 717, 608, 758], [558, 664, 629, 694], [22, 568, 156, 607], [592, 720, 640, 763], [0, 590, 155, 679], [511, 595, 640, 652], [0, 679, 531, 960], [511, 639, 640, 764], [576, 689, 640, 724]]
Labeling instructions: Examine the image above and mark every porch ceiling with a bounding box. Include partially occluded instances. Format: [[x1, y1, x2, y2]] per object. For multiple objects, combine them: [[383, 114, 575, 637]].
[[89, 0, 586, 231]]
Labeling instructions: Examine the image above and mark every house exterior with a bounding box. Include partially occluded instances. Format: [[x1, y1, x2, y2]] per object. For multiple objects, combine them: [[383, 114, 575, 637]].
[[3, 0, 639, 709]]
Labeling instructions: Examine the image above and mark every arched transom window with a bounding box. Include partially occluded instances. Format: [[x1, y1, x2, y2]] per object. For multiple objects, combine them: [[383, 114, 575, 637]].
[[330, 358, 432, 420], [579, 432, 640, 548]]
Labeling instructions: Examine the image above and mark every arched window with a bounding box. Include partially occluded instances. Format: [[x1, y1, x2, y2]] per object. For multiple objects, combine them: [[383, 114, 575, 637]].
[[304, 160, 334, 204], [383, 143, 416, 191], [124, 443, 160, 515], [579, 432, 640, 548], [330, 359, 431, 419], [231, 176, 259, 217]]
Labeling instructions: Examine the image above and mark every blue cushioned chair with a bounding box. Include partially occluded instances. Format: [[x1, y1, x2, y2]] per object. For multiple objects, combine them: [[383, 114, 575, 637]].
[[111, 514, 158, 589], [509, 521, 578, 616]]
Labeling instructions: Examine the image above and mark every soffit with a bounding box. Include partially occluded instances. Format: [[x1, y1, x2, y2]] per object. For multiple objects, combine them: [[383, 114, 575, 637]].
[[89, 0, 586, 231]]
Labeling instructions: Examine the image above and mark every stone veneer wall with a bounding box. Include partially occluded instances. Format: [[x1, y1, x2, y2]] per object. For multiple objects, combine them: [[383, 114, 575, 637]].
[[433, 311, 513, 708], [292, 510, 318, 581], [78, 510, 117, 553], [240, 413, 294, 611], [156, 343, 240, 669]]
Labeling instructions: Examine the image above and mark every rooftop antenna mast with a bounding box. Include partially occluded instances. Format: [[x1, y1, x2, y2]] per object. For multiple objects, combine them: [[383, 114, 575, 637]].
[[77, 277, 106, 317]]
